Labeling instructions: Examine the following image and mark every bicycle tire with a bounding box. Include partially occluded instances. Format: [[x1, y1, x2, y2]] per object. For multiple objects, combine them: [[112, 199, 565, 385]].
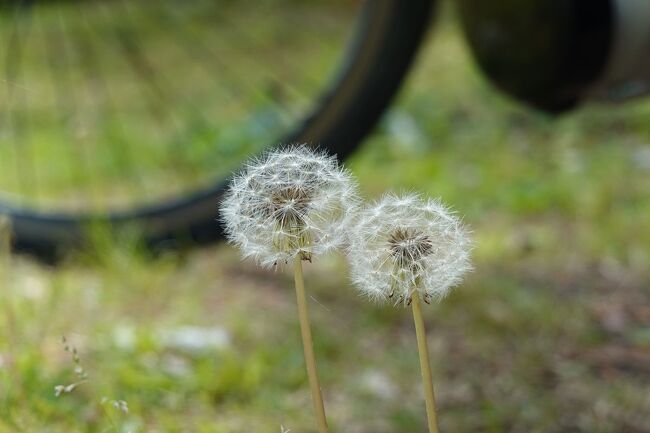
[[2, 0, 435, 260]]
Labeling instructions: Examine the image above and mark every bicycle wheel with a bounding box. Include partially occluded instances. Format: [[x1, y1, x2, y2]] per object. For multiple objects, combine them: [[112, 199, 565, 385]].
[[0, 0, 435, 259]]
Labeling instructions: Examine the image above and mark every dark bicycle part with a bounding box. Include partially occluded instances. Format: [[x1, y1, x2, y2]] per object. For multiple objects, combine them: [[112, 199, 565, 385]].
[[457, 0, 650, 113], [457, 0, 613, 112], [1, 0, 436, 260]]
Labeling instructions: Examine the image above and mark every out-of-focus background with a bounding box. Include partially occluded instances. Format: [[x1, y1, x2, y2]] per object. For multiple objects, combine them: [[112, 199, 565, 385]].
[[1, 1, 649, 432]]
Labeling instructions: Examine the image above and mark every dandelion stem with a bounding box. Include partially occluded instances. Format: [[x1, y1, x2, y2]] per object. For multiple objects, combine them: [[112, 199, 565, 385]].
[[293, 256, 329, 433], [411, 294, 440, 433]]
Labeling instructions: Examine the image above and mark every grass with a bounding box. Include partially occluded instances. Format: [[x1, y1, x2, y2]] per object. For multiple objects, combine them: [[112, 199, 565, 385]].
[[2, 4, 650, 433]]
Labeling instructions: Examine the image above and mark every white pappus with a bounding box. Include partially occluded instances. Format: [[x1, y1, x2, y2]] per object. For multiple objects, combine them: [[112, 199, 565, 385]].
[[347, 193, 472, 305], [220, 145, 360, 267]]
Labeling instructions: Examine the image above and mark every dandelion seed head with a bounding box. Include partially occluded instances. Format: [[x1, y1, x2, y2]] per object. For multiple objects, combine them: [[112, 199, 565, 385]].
[[220, 145, 359, 267], [347, 193, 472, 305]]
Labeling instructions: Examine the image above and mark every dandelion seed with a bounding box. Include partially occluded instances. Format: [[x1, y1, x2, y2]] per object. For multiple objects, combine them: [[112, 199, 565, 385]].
[[220, 145, 359, 267], [347, 192, 472, 305], [220, 145, 353, 433], [345, 193, 472, 433]]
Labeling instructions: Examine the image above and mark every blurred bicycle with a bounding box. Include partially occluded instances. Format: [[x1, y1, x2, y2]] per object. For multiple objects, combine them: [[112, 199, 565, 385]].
[[0, 0, 432, 258], [1, 0, 648, 259]]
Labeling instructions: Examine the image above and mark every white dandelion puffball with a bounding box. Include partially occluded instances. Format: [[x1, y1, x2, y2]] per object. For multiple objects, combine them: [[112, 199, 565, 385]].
[[347, 193, 472, 304], [220, 146, 359, 267]]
